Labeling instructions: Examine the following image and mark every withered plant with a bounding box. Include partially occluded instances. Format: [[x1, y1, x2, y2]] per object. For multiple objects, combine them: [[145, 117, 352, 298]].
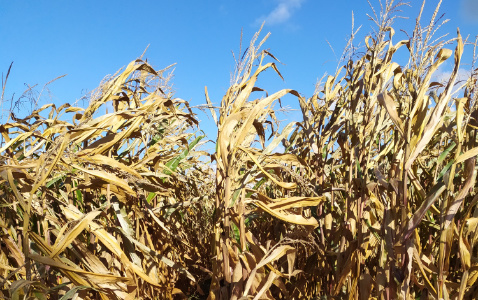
[[1, 1, 478, 299]]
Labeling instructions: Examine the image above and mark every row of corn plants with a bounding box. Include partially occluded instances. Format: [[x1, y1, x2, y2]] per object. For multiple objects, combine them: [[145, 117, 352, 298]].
[[1, 0, 478, 299]]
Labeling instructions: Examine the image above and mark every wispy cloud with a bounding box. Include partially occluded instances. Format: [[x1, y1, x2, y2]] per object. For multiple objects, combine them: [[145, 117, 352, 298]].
[[254, 0, 305, 26], [272, 144, 285, 153], [432, 65, 470, 85]]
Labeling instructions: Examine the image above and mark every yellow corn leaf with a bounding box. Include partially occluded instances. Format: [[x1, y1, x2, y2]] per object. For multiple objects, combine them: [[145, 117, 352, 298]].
[[50, 210, 102, 258], [406, 32, 463, 171], [232, 89, 300, 151], [81, 154, 142, 179], [0, 132, 32, 154], [266, 196, 326, 211], [455, 147, 478, 164], [30, 253, 132, 285], [78, 117, 143, 156], [377, 92, 404, 136], [240, 146, 296, 189], [30, 132, 70, 195], [412, 246, 437, 297], [455, 98, 467, 143], [252, 200, 318, 227], [243, 245, 294, 296], [71, 165, 135, 195], [205, 86, 218, 126]]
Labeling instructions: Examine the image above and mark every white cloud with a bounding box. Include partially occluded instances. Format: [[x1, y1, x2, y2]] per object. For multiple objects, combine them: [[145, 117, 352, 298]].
[[254, 0, 305, 26], [432, 66, 470, 85], [429, 66, 471, 106], [272, 144, 285, 153]]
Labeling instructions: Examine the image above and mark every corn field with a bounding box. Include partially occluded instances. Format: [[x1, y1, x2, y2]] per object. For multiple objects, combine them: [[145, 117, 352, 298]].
[[1, 1, 478, 299]]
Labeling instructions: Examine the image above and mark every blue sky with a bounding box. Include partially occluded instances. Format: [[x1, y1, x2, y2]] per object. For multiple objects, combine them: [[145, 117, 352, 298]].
[[1, 0, 478, 141]]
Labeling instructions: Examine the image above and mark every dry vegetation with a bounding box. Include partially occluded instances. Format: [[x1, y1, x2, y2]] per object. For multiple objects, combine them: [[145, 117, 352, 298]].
[[1, 0, 478, 299]]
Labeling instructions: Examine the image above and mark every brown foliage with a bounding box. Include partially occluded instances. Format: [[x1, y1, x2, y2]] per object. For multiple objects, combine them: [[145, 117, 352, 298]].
[[1, 1, 478, 299]]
